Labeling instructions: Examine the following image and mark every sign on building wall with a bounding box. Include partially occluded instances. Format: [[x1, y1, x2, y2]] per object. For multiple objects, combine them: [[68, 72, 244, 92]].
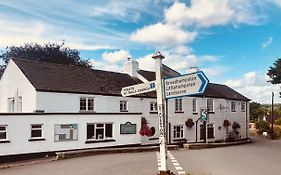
[[54, 124, 78, 141], [120, 122, 136, 134]]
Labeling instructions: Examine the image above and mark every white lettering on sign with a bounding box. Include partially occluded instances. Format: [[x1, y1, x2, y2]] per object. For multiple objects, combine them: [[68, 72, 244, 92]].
[[164, 71, 208, 99], [121, 81, 156, 97]]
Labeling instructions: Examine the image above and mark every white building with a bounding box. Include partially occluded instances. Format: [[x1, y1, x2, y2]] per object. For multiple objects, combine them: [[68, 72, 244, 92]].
[[0, 58, 250, 158]]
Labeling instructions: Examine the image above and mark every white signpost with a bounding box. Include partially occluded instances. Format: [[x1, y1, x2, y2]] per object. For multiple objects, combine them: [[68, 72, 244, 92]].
[[164, 71, 209, 99], [121, 81, 156, 97]]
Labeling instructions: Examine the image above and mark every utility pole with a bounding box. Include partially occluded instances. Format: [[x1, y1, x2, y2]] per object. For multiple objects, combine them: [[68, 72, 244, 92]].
[[152, 51, 170, 175], [271, 92, 274, 139]]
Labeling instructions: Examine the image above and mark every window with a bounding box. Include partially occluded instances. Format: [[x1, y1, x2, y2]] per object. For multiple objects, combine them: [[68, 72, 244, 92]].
[[192, 99, 197, 113], [241, 102, 246, 112], [7, 98, 15, 113], [80, 97, 94, 111], [150, 102, 157, 112], [207, 99, 214, 112], [207, 124, 215, 138], [87, 123, 113, 140], [120, 101, 128, 112], [31, 124, 43, 138], [173, 125, 184, 139], [54, 124, 78, 141], [175, 98, 183, 112], [200, 124, 205, 140], [0, 125, 8, 140], [18, 96, 22, 112], [231, 101, 236, 112]]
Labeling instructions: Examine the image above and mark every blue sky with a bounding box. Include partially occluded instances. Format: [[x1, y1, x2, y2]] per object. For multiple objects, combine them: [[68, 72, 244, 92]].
[[1, 0, 281, 103]]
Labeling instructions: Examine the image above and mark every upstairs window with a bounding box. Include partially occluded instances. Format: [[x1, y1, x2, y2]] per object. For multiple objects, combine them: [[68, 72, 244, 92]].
[[192, 99, 197, 113], [80, 97, 94, 111], [150, 102, 157, 112], [231, 101, 236, 112], [120, 101, 128, 112], [207, 99, 214, 112], [175, 98, 183, 112], [0, 125, 8, 140], [241, 102, 246, 112]]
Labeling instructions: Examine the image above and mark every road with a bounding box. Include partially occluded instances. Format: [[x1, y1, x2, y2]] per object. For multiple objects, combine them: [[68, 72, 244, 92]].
[[1, 137, 281, 175]]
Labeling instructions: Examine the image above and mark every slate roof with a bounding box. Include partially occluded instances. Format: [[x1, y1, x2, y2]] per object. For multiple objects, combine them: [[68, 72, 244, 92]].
[[12, 58, 250, 101]]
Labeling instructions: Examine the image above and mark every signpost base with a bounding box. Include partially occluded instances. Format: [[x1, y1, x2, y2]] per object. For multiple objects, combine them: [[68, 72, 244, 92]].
[[157, 170, 175, 175]]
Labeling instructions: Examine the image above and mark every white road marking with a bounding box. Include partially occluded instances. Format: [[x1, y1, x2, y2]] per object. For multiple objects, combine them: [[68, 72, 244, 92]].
[[167, 151, 186, 175]]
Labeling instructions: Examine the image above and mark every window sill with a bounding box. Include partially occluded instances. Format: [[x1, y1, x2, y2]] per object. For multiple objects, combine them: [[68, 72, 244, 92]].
[[231, 111, 236, 112], [120, 110, 128, 112], [175, 111, 184, 113], [149, 112, 158, 114], [193, 112, 198, 115], [0, 140, 10, 143], [149, 137, 159, 141], [85, 139, 116, 144], [28, 138, 46, 142], [172, 138, 186, 142], [207, 137, 215, 139], [79, 110, 96, 113], [208, 111, 215, 114]]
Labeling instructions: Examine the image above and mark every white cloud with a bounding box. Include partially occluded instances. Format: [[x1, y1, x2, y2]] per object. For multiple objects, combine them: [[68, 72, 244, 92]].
[[202, 67, 227, 78], [89, 59, 122, 72], [130, 23, 197, 46], [225, 71, 280, 103], [261, 37, 273, 48], [102, 50, 130, 63], [164, 1, 263, 27]]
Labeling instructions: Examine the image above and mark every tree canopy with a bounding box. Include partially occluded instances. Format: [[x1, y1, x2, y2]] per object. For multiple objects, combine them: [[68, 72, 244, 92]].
[[267, 58, 281, 84], [0, 42, 92, 68]]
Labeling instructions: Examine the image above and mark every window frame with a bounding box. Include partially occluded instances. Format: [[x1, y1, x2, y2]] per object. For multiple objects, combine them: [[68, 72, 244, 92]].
[[7, 97, 15, 113], [30, 124, 43, 139], [175, 98, 183, 112], [192, 98, 197, 114], [231, 101, 236, 112], [207, 123, 215, 139], [207, 99, 214, 112], [86, 123, 114, 141], [120, 100, 128, 112], [0, 125, 8, 141], [80, 97, 95, 112], [173, 125, 184, 139], [241, 102, 246, 112], [150, 102, 157, 113]]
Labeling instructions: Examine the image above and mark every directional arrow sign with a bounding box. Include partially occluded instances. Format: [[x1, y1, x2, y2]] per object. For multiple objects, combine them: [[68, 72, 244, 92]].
[[121, 81, 156, 97], [164, 71, 209, 99]]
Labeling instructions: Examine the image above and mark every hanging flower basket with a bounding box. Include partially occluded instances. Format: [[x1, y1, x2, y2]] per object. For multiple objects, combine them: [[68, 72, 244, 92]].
[[185, 118, 194, 128], [223, 119, 231, 127], [139, 117, 155, 137], [232, 122, 241, 130]]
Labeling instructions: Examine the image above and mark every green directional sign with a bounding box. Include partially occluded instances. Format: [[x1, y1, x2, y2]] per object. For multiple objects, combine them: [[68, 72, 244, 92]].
[[200, 109, 208, 122]]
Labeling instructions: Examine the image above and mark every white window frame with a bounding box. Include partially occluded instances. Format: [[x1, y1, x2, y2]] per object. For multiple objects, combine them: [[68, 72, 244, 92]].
[[175, 98, 183, 112], [0, 125, 8, 140], [173, 125, 184, 139], [80, 97, 95, 111], [150, 102, 157, 112], [18, 96, 22, 112], [231, 101, 236, 112], [241, 102, 246, 112], [207, 123, 215, 139], [207, 99, 214, 112], [7, 97, 15, 113], [86, 123, 113, 141], [192, 99, 197, 113], [30, 124, 43, 139], [120, 101, 128, 112]]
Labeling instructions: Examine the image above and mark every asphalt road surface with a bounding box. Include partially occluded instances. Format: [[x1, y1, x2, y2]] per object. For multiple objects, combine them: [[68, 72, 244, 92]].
[[1, 137, 281, 175]]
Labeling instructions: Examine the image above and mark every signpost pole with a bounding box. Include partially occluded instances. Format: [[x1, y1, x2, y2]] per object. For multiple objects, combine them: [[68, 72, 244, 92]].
[[152, 51, 169, 175]]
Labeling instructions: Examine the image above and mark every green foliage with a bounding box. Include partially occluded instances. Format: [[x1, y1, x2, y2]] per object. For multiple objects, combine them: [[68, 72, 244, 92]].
[[249, 102, 267, 122], [274, 118, 281, 125], [0, 42, 92, 68], [255, 121, 270, 134], [267, 58, 281, 84]]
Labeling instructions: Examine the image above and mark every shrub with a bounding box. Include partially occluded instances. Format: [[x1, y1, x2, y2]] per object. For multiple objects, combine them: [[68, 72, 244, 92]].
[[255, 120, 270, 134], [185, 118, 194, 128], [274, 118, 281, 125]]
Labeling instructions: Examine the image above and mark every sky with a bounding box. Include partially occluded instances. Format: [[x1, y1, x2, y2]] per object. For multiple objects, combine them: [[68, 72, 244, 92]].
[[1, 0, 281, 103]]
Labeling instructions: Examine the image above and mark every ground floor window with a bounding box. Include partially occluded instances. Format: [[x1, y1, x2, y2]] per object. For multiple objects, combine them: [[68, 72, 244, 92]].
[[0, 125, 7, 140], [207, 123, 215, 139], [87, 123, 113, 140], [54, 124, 78, 141], [31, 124, 43, 138], [200, 124, 205, 140], [173, 125, 184, 139]]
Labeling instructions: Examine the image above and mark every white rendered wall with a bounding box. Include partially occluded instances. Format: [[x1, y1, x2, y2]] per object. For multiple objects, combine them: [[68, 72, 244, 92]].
[[0, 113, 141, 156], [0, 60, 36, 113]]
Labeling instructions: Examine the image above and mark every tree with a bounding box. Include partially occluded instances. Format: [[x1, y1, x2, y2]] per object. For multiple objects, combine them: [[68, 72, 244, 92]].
[[250, 102, 267, 121], [0, 42, 92, 68], [267, 58, 281, 84]]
